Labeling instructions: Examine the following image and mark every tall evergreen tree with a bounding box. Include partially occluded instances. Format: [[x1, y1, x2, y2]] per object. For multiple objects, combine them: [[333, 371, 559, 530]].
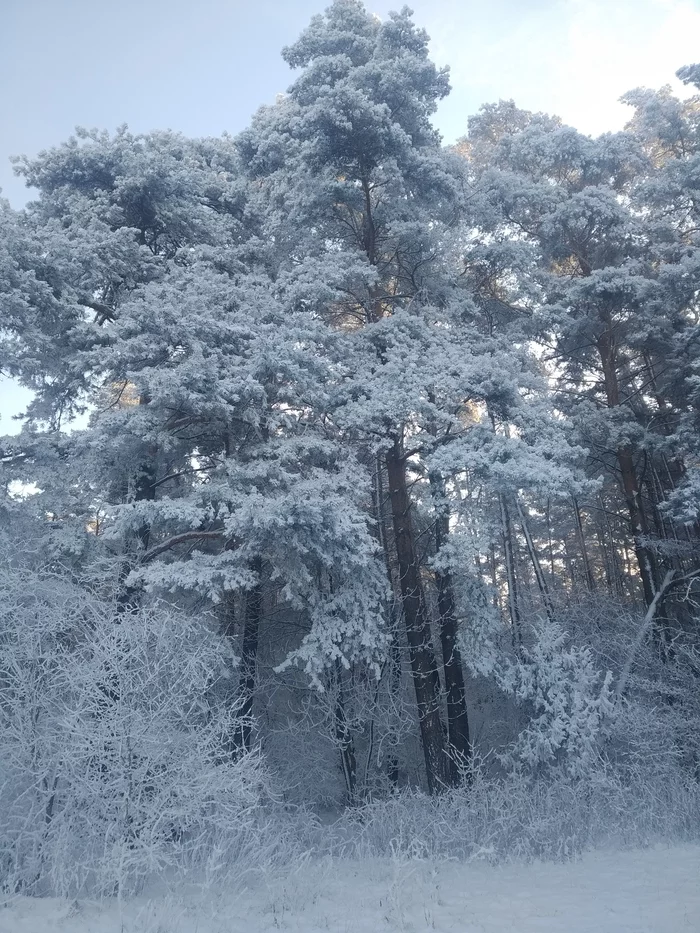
[[460, 101, 694, 608], [238, 0, 586, 789]]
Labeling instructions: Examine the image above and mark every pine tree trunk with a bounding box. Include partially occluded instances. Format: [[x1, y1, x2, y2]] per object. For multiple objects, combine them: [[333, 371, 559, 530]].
[[371, 454, 405, 790], [117, 393, 156, 612], [572, 497, 596, 592], [386, 440, 449, 794], [221, 556, 263, 754], [499, 493, 522, 648], [238, 557, 263, 753], [515, 494, 555, 620], [563, 536, 578, 593], [546, 499, 556, 586], [333, 660, 357, 803], [600, 495, 625, 597], [429, 472, 471, 783], [598, 332, 659, 606]]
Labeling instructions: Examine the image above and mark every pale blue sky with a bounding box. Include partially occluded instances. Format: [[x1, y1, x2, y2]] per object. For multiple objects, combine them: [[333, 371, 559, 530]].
[[2, 0, 698, 430]]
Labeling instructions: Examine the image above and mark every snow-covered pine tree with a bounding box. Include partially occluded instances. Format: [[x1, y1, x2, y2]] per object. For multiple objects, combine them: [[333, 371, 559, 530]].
[[621, 66, 700, 562], [238, 0, 588, 790], [460, 100, 694, 609], [0, 125, 389, 761]]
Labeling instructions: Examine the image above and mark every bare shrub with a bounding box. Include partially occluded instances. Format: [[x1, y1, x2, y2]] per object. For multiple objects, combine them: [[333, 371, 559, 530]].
[[0, 567, 269, 896]]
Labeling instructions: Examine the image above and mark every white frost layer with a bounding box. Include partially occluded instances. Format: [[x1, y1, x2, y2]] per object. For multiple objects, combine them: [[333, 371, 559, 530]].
[[2, 844, 698, 933]]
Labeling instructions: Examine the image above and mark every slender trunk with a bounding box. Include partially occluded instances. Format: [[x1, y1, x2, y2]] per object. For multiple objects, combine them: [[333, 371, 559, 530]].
[[386, 631, 403, 792], [371, 454, 405, 790], [489, 544, 500, 609], [617, 445, 657, 605], [117, 394, 157, 612], [572, 497, 596, 592], [600, 495, 625, 597], [386, 440, 448, 794], [362, 659, 388, 795], [615, 570, 678, 703], [595, 521, 615, 595], [499, 493, 522, 648], [238, 557, 263, 753], [221, 557, 263, 755], [514, 494, 555, 620], [429, 472, 471, 783], [563, 536, 577, 593], [598, 333, 659, 606], [116, 471, 155, 610], [334, 660, 357, 803], [546, 499, 556, 586]]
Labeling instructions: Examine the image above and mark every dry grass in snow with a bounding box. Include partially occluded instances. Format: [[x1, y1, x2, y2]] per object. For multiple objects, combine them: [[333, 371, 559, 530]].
[[1, 844, 698, 933]]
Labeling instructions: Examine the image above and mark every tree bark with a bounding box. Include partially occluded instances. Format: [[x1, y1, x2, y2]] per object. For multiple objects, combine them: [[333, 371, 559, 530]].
[[429, 472, 471, 783], [515, 494, 555, 620], [371, 454, 406, 790], [572, 497, 596, 592], [237, 557, 263, 753], [499, 493, 522, 648], [117, 395, 157, 612], [333, 660, 357, 803], [386, 440, 449, 793], [599, 495, 625, 597], [221, 556, 263, 755], [598, 332, 659, 607]]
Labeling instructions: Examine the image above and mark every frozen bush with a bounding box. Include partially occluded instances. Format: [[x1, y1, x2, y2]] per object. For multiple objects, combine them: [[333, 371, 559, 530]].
[[0, 566, 269, 896], [323, 762, 700, 863]]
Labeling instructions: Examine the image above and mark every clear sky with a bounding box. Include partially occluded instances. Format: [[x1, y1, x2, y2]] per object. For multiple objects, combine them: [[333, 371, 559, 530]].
[[1, 0, 699, 430]]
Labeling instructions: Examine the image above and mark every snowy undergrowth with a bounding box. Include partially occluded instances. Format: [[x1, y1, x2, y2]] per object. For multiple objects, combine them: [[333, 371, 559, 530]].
[[2, 567, 698, 898], [321, 769, 700, 863], [5, 764, 697, 904], [2, 844, 699, 933], [0, 572, 284, 899]]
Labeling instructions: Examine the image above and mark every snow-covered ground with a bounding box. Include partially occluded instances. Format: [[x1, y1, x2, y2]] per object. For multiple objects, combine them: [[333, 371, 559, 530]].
[[2, 844, 698, 933]]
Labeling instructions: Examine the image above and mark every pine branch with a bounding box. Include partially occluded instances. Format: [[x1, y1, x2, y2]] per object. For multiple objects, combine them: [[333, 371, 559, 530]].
[[141, 531, 225, 564]]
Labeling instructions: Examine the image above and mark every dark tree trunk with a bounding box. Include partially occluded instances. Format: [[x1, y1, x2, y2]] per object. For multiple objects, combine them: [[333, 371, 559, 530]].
[[499, 493, 522, 648], [599, 495, 625, 597], [515, 494, 555, 620], [563, 536, 578, 593], [430, 472, 471, 783], [598, 333, 660, 607], [546, 499, 556, 586], [237, 557, 263, 753], [369, 454, 407, 791], [618, 446, 659, 606], [333, 660, 357, 803], [572, 497, 596, 592], [386, 440, 449, 794], [116, 396, 157, 612], [220, 556, 263, 755], [595, 520, 615, 595]]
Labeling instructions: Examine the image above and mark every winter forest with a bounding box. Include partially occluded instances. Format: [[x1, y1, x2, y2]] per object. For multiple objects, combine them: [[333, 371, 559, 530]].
[[1, 0, 700, 925]]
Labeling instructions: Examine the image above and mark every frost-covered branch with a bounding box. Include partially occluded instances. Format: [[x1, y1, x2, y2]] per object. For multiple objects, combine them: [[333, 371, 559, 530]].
[[141, 530, 225, 563]]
